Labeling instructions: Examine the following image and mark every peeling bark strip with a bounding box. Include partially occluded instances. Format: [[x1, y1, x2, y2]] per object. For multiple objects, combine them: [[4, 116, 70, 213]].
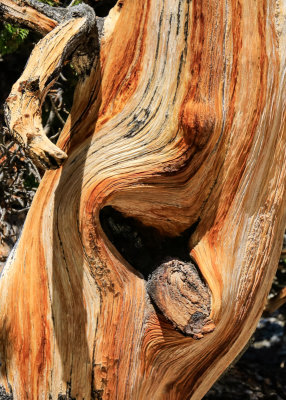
[[1, 0, 286, 398], [4, 0, 97, 169], [147, 259, 215, 339]]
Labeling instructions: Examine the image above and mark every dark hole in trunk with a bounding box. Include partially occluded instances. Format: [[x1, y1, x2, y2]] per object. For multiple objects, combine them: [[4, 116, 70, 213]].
[[93, 0, 118, 17], [99, 206, 199, 279]]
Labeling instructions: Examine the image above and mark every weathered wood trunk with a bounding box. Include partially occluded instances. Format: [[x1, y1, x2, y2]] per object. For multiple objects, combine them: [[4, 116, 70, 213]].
[[1, 0, 286, 398]]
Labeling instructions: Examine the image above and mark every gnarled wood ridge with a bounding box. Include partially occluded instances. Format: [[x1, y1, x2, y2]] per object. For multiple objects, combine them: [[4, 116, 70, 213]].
[[1, 0, 286, 398]]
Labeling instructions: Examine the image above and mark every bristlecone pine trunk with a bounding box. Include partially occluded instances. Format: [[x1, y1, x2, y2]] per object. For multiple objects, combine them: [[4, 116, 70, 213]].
[[1, 0, 286, 398]]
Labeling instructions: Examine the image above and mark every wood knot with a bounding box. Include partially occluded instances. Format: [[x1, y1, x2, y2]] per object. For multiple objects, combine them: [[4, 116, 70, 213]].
[[181, 102, 216, 149], [147, 259, 215, 339]]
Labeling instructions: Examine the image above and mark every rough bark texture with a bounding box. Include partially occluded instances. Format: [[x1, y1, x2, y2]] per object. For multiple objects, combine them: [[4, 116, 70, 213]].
[[1, 0, 286, 399]]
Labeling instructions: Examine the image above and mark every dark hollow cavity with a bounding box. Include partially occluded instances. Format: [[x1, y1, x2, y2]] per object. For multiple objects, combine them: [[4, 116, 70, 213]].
[[99, 206, 199, 279], [93, 0, 118, 17]]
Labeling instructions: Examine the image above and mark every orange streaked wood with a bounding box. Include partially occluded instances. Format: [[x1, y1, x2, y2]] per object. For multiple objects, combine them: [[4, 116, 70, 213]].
[[1, 0, 286, 399]]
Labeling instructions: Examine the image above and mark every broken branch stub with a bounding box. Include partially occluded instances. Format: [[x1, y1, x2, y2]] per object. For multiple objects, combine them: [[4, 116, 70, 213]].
[[147, 259, 215, 339], [4, 1, 97, 169]]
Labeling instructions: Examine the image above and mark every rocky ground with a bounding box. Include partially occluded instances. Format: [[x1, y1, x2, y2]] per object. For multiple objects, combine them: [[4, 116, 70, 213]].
[[205, 306, 286, 399]]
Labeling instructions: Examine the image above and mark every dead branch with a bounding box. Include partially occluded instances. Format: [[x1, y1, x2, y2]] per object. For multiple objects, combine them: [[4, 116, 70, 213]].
[[4, 0, 98, 169]]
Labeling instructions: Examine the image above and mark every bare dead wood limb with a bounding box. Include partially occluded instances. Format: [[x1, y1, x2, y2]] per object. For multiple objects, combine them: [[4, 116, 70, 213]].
[[4, 1, 98, 169], [0, 0, 57, 34]]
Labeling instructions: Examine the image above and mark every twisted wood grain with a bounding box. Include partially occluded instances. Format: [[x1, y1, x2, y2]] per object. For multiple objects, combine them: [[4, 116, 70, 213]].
[[1, 0, 286, 399]]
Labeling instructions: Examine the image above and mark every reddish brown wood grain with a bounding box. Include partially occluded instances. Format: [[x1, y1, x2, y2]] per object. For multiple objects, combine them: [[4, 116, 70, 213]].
[[1, 0, 286, 399]]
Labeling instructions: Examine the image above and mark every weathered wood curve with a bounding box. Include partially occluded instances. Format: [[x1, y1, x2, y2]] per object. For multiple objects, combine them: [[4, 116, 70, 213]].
[[0, 0, 286, 399]]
